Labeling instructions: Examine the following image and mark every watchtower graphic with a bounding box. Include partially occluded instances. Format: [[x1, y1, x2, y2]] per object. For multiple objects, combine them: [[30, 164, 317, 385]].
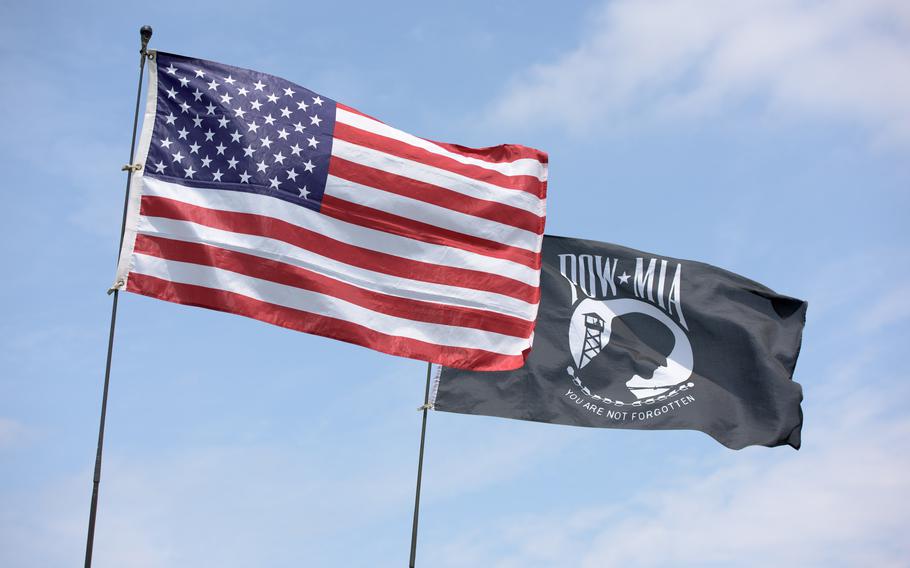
[[579, 312, 606, 368]]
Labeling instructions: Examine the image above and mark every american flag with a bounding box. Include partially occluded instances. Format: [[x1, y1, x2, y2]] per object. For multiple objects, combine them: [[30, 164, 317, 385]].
[[115, 51, 548, 371]]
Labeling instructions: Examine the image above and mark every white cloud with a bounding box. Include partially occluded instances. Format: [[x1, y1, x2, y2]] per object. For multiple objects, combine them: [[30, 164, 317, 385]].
[[428, 404, 910, 567], [490, 0, 910, 142]]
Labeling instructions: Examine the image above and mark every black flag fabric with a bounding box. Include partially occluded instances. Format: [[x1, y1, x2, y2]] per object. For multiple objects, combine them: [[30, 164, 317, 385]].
[[432, 236, 807, 450]]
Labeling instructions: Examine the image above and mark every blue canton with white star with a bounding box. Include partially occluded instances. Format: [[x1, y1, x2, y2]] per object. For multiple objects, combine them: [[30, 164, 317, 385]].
[[144, 52, 336, 211]]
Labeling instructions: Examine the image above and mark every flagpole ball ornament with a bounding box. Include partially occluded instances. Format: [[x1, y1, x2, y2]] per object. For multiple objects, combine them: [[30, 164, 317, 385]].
[[140, 25, 153, 50]]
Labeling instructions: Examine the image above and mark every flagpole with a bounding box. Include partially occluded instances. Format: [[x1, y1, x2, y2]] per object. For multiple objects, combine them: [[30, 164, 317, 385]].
[[83, 25, 153, 568], [409, 361, 433, 567]]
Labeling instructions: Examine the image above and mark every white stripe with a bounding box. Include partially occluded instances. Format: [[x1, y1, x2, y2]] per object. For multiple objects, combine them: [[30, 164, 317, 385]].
[[336, 108, 548, 181], [137, 215, 537, 322], [331, 138, 544, 216], [131, 253, 530, 355], [142, 177, 540, 286], [325, 175, 541, 253]]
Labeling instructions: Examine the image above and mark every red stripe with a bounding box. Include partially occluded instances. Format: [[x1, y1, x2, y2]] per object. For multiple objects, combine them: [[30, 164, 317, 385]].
[[328, 157, 544, 235], [139, 196, 540, 305], [333, 122, 546, 197], [335, 102, 548, 165], [134, 233, 534, 338], [127, 272, 528, 371], [320, 195, 542, 270], [431, 141, 548, 165]]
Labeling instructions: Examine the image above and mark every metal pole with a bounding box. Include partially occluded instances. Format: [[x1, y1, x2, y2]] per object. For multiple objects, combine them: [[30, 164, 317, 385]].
[[83, 25, 153, 568], [409, 362, 433, 567]]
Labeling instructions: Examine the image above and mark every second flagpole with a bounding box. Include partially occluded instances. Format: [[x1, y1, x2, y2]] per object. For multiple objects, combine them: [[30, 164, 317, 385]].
[[409, 361, 433, 567], [83, 24, 153, 568]]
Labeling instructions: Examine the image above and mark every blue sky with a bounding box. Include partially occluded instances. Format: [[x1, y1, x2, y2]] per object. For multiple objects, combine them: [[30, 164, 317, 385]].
[[1, 0, 909, 566]]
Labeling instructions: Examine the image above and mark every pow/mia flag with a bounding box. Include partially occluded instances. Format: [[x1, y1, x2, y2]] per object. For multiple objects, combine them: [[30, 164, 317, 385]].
[[432, 236, 807, 450]]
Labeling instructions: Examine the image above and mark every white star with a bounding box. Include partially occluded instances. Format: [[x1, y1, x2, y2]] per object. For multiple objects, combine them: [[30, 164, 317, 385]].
[[178, 75, 190, 88], [618, 272, 631, 285], [177, 127, 189, 140], [194, 69, 206, 78], [307, 136, 319, 149], [290, 143, 303, 156], [298, 186, 309, 198], [239, 170, 251, 183], [220, 92, 233, 105], [230, 129, 242, 143], [224, 75, 236, 85], [212, 168, 224, 181], [236, 86, 249, 96], [207, 79, 220, 91], [280, 106, 292, 118], [179, 101, 191, 113], [234, 106, 247, 118], [263, 114, 276, 126], [171, 151, 185, 163], [192, 88, 203, 101], [269, 176, 281, 189], [217, 116, 230, 129], [312, 96, 324, 106], [256, 160, 268, 172], [200, 155, 213, 168], [184, 165, 197, 178], [203, 129, 215, 141], [205, 103, 217, 115], [153, 160, 167, 173], [165, 64, 178, 75], [247, 121, 259, 133], [293, 121, 305, 132], [189, 141, 201, 154], [215, 142, 227, 155], [260, 136, 273, 149], [253, 80, 266, 91], [272, 151, 286, 165], [266, 93, 279, 104], [164, 112, 177, 125], [250, 99, 263, 111], [302, 160, 315, 173], [286, 168, 298, 182], [243, 145, 255, 157], [309, 114, 322, 127], [227, 156, 239, 169], [283, 87, 295, 97], [277, 128, 289, 140], [165, 87, 178, 99], [160, 137, 173, 149], [296, 100, 309, 111], [192, 115, 203, 128]]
